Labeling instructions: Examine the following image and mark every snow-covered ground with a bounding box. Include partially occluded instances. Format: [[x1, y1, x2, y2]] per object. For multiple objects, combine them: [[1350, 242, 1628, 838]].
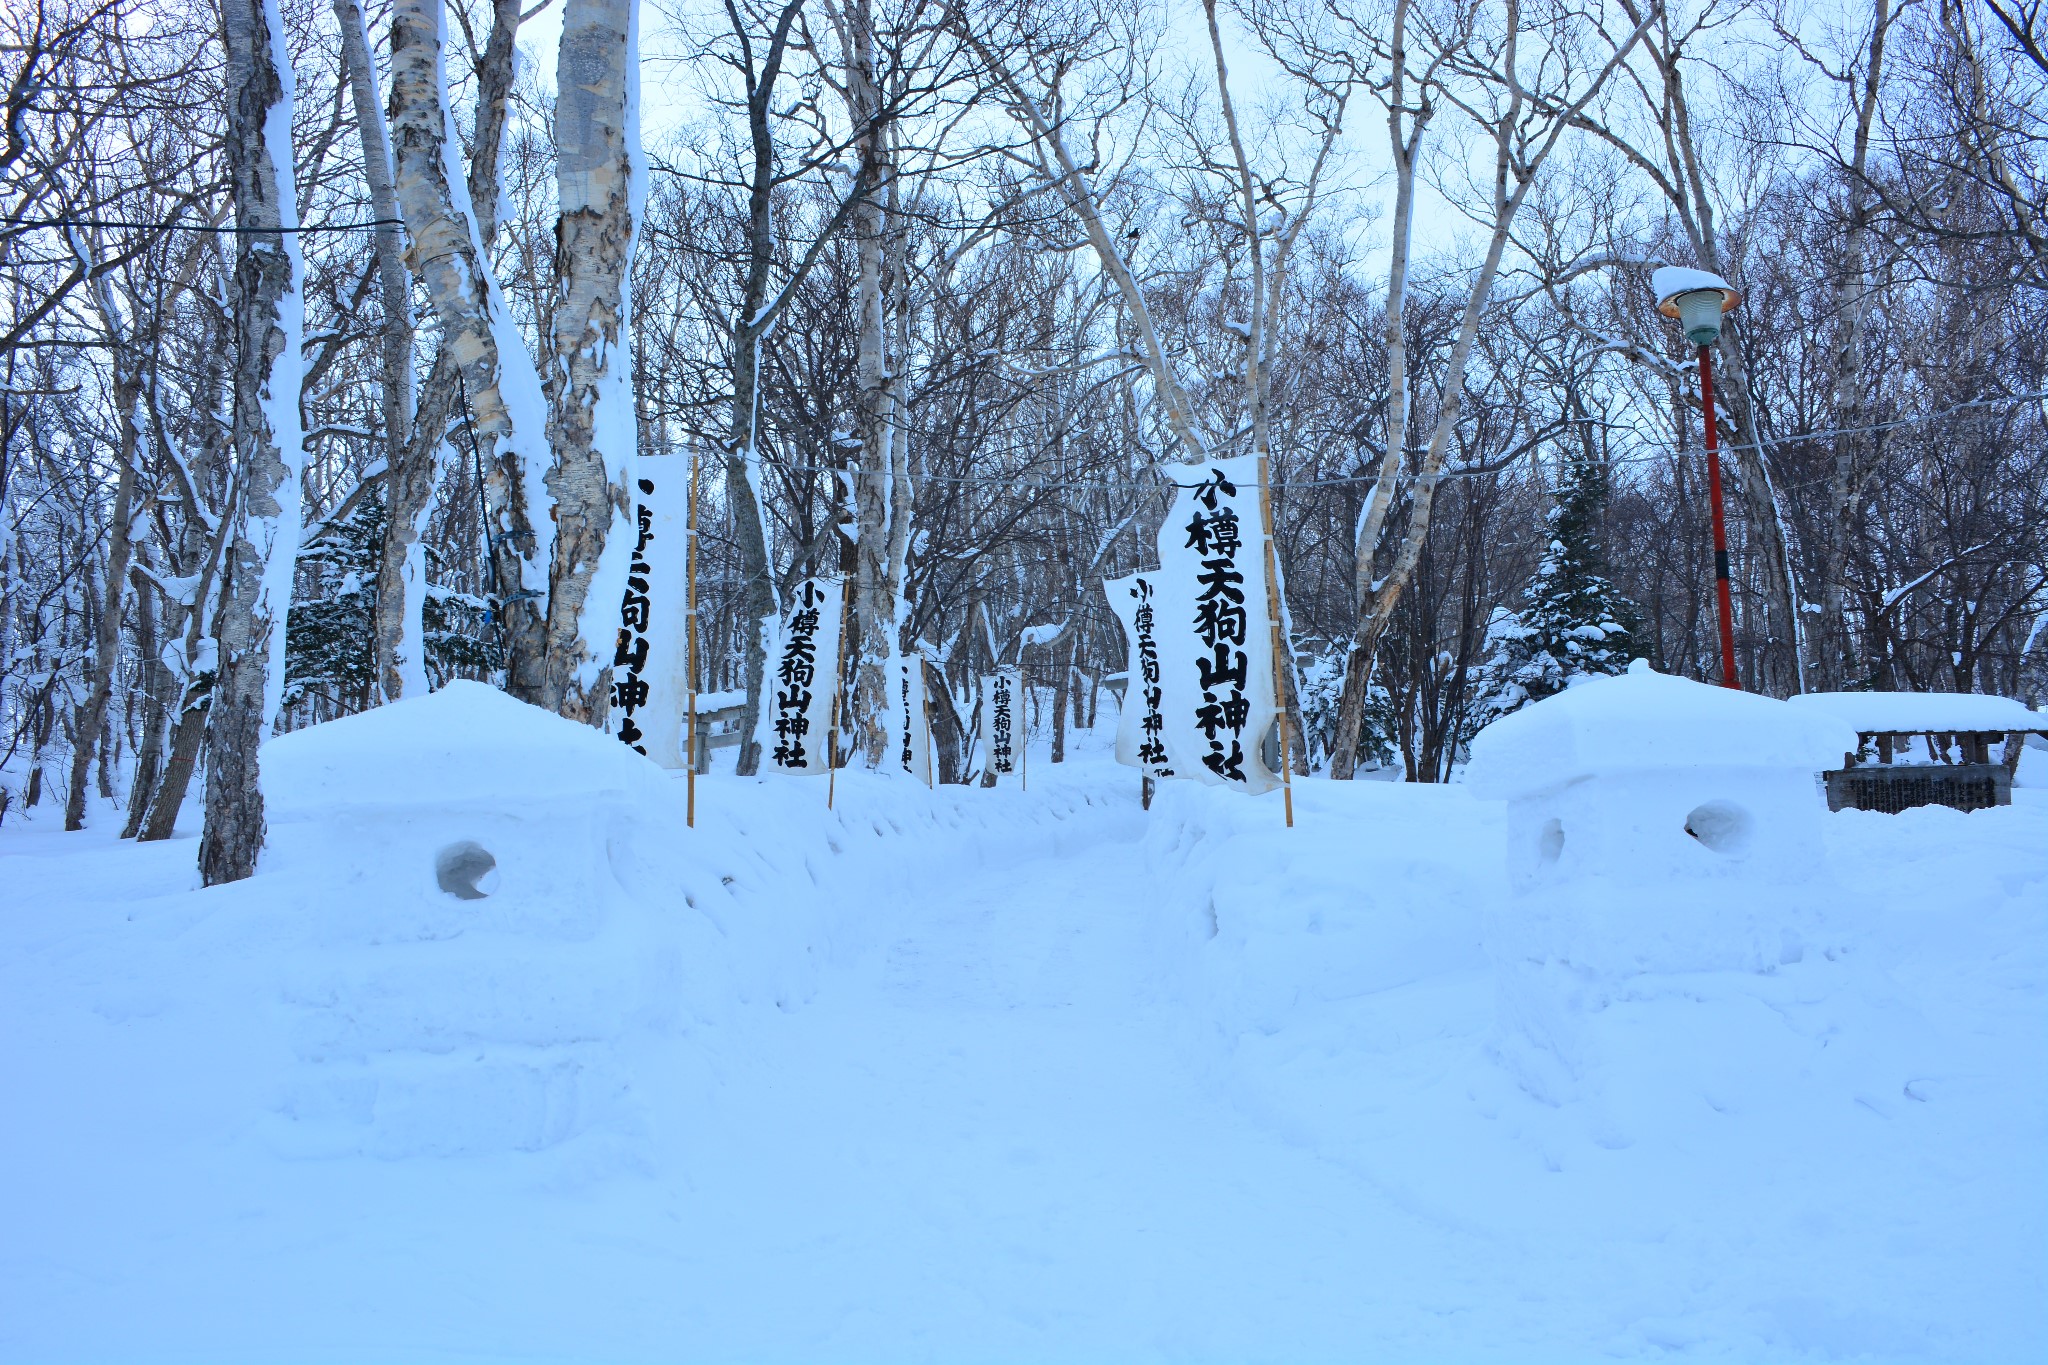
[[2, 684, 2043, 1361]]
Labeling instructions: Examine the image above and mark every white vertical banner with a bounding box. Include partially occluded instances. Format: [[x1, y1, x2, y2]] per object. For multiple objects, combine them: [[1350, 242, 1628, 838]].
[[1103, 572, 1177, 779], [609, 465, 690, 767], [1153, 456, 1281, 794], [886, 651, 933, 784], [976, 667, 1023, 784], [754, 577, 845, 776]]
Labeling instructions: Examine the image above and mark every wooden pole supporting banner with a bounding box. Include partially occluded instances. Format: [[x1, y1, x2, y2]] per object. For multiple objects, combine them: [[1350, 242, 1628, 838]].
[[826, 574, 854, 810], [685, 446, 700, 827], [921, 668, 937, 789], [1256, 455, 1295, 828]]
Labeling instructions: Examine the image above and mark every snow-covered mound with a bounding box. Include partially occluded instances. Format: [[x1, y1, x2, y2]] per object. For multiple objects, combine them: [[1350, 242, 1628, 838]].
[[263, 678, 669, 811], [247, 684, 714, 1159]]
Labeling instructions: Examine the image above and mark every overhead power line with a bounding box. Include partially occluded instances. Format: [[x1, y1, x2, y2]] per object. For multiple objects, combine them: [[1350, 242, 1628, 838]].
[[4, 216, 403, 234]]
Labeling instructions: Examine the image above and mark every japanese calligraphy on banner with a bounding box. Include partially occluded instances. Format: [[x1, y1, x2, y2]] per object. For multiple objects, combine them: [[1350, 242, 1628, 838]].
[[976, 667, 1022, 783], [753, 577, 845, 776], [609, 467, 691, 768], [886, 652, 933, 785], [1151, 455, 1282, 794], [1103, 572, 1175, 779]]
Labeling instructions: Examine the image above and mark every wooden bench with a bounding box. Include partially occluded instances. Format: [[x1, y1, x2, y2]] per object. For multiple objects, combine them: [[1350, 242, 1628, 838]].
[[1789, 692, 2048, 813]]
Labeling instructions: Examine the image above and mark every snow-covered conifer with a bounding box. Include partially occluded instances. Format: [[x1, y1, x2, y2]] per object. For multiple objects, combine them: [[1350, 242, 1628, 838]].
[[1474, 447, 1641, 726]]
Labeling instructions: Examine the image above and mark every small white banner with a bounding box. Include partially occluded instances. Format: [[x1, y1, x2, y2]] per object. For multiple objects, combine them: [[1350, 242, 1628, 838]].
[[1103, 572, 1176, 779], [887, 652, 934, 785], [610, 465, 690, 767], [1152, 456, 1281, 794], [976, 667, 1023, 784], [755, 577, 845, 776]]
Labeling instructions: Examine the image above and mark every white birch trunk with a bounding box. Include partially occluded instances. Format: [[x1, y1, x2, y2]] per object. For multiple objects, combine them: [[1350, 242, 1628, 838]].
[[544, 0, 644, 722], [334, 0, 427, 702], [199, 0, 304, 885], [835, 0, 897, 765], [387, 0, 553, 701]]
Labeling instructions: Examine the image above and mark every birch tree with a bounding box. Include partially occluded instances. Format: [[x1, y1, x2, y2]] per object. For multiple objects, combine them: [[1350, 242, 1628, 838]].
[[388, 0, 554, 701], [1779, 0, 1897, 689], [199, 0, 304, 885], [1560, 0, 1809, 693], [61, 253, 142, 831], [1324, 0, 1653, 778], [333, 0, 421, 701], [542, 0, 645, 719]]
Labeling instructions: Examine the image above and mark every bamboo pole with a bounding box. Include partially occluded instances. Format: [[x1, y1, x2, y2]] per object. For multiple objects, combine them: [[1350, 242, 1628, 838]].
[[921, 664, 937, 789], [827, 574, 854, 810], [685, 445, 699, 827], [1021, 672, 1029, 793], [1256, 455, 1295, 828]]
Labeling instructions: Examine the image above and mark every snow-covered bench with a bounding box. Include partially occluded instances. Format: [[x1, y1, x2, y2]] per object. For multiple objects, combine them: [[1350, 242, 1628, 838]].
[[1788, 691, 2048, 812]]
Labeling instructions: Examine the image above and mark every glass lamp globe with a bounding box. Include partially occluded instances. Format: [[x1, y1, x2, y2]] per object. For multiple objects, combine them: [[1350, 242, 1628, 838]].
[[1674, 289, 1728, 346]]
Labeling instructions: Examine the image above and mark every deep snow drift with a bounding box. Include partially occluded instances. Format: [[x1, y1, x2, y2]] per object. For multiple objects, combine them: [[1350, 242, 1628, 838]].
[[1, 682, 2043, 1362]]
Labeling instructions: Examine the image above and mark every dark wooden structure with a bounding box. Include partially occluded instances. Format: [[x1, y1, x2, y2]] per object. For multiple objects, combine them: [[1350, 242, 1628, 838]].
[[1823, 723, 2046, 814]]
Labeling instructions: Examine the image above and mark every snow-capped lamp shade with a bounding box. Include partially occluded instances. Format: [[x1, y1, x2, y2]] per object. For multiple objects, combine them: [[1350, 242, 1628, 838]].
[[1652, 265, 1740, 347]]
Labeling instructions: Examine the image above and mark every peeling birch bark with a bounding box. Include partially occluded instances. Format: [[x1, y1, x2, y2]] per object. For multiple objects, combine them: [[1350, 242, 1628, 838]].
[[388, 0, 552, 701], [542, 0, 642, 722], [334, 0, 426, 702], [199, 0, 304, 886]]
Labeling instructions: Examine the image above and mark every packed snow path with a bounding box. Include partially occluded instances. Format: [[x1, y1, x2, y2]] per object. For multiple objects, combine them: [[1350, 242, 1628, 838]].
[[679, 796, 1443, 1358], [2, 695, 2044, 1360]]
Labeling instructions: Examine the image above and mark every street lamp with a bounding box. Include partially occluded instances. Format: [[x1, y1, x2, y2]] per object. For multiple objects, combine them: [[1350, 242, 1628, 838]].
[[1654, 265, 1743, 690]]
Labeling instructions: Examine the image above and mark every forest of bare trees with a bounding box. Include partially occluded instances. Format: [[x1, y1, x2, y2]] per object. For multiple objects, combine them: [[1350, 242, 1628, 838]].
[[4, 0, 2045, 871]]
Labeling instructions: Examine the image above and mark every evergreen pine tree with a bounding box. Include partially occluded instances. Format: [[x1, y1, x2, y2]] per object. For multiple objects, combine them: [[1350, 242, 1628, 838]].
[[285, 490, 502, 711], [285, 497, 384, 709], [1474, 445, 1642, 727]]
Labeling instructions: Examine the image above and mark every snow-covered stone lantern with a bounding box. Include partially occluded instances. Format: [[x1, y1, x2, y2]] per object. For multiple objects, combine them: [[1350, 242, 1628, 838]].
[[1464, 660, 1858, 1103], [1469, 660, 1857, 917]]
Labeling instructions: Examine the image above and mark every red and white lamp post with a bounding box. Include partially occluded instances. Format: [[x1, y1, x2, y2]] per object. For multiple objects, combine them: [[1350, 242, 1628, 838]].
[[1654, 266, 1744, 691]]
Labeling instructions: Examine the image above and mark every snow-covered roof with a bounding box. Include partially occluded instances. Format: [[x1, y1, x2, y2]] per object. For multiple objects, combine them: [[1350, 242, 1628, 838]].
[[1787, 690, 2045, 734], [264, 679, 667, 813], [1651, 265, 1733, 305], [1465, 660, 1859, 800]]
